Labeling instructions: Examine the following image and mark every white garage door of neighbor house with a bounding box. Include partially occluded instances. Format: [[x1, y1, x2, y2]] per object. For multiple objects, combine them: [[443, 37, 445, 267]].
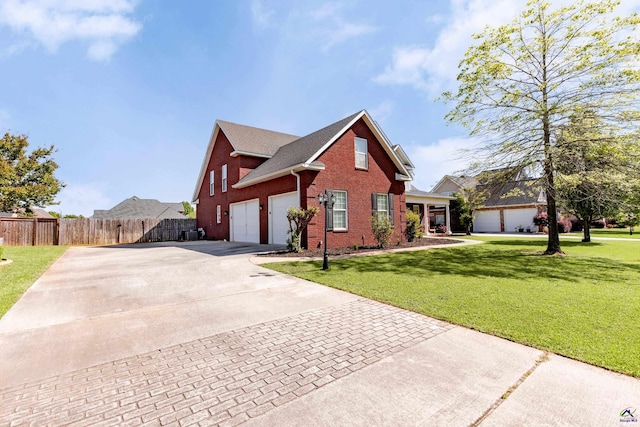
[[269, 192, 298, 245], [230, 199, 260, 243], [504, 208, 538, 232], [473, 210, 501, 233]]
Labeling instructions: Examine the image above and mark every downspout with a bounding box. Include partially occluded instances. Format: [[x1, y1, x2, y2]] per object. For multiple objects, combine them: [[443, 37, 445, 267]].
[[290, 170, 301, 206]]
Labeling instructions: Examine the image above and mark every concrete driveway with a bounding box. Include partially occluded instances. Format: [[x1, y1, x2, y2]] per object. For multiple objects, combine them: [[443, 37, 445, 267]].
[[1, 241, 638, 426]]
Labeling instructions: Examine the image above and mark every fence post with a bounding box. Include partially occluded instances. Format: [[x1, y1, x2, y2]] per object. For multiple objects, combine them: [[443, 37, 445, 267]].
[[32, 217, 38, 246]]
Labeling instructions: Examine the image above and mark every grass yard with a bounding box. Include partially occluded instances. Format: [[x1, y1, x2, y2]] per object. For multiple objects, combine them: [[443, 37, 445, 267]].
[[579, 228, 639, 239], [0, 246, 68, 318], [264, 237, 640, 378]]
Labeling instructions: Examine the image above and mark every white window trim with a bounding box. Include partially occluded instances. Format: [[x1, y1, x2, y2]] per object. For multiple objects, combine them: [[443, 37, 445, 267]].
[[354, 137, 368, 169], [209, 171, 215, 196], [332, 190, 348, 231], [222, 164, 228, 192]]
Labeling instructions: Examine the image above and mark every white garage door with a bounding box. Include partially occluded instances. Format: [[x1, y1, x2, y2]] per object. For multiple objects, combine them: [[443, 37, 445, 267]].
[[504, 208, 538, 232], [473, 210, 501, 233], [269, 192, 298, 245], [230, 199, 260, 243]]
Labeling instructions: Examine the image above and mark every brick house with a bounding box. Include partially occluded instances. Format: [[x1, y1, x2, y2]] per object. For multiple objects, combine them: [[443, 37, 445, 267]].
[[192, 110, 414, 248]]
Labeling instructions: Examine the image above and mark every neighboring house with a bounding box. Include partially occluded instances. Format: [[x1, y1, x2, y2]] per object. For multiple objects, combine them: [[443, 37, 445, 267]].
[[431, 173, 546, 233], [431, 175, 477, 233], [0, 208, 54, 219], [93, 196, 187, 219], [192, 110, 414, 248]]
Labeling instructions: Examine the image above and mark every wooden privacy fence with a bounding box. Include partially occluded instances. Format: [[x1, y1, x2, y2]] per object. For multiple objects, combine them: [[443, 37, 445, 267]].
[[0, 217, 197, 246]]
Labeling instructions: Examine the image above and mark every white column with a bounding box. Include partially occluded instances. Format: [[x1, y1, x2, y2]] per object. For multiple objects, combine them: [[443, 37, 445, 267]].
[[424, 204, 430, 235], [445, 203, 452, 235]]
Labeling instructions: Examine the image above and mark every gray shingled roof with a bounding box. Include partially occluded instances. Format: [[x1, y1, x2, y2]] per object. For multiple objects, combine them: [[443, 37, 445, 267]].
[[217, 120, 300, 157], [479, 180, 543, 207], [235, 111, 362, 187], [92, 196, 186, 219]]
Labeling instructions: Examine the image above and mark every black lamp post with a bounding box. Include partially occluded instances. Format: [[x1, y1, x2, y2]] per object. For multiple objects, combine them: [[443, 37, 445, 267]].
[[317, 190, 336, 270]]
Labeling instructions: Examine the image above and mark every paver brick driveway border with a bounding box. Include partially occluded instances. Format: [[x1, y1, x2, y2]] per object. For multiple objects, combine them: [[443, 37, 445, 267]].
[[1, 299, 453, 427]]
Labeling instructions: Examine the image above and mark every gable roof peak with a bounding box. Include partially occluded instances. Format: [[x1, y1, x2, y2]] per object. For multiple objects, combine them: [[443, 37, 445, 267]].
[[217, 119, 300, 158]]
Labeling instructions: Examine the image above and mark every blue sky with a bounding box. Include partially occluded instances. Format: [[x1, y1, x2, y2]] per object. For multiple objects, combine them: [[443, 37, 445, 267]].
[[1, 0, 639, 216]]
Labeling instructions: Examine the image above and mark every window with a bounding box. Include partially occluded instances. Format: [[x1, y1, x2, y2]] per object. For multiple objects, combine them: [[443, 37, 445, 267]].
[[332, 190, 348, 230], [354, 137, 368, 169], [375, 193, 388, 220], [216, 205, 221, 224], [209, 171, 215, 196], [372, 193, 394, 225], [221, 164, 227, 192]]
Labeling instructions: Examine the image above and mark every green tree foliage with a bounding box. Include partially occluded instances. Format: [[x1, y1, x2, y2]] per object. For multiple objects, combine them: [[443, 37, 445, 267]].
[[454, 186, 487, 235], [405, 210, 424, 242], [555, 110, 640, 242], [371, 215, 394, 248], [0, 133, 64, 215], [286, 206, 319, 252], [181, 201, 196, 218], [442, 0, 640, 255]]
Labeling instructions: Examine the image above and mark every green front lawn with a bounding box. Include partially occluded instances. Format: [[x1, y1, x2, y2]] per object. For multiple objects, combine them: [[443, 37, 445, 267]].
[[0, 246, 68, 318], [264, 237, 640, 377], [578, 228, 639, 239]]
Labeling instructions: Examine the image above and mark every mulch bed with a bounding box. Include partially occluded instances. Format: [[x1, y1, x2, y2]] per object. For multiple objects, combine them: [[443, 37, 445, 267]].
[[259, 237, 460, 257]]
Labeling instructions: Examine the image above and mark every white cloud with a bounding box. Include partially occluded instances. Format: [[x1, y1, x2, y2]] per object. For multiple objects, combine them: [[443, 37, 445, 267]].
[[368, 100, 394, 124], [250, 0, 276, 29], [309, 3, 377, 51], [374, 0, 525, 97], [48, 182, 112, 217], [0, 0, 142, 61], [375, 0, 640, 97], [408, 136, 480, 191]]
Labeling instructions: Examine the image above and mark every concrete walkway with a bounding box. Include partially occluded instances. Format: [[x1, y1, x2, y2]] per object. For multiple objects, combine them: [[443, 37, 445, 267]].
[[1, 241, 638, 426]]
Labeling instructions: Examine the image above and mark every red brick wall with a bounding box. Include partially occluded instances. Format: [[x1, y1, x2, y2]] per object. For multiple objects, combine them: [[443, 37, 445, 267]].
[[195, 130, 297, 242], [302, 118, 406, 249]]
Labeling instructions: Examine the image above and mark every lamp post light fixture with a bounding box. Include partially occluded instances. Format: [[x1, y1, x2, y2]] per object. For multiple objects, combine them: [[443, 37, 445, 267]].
[[317, 190, 336, 270]]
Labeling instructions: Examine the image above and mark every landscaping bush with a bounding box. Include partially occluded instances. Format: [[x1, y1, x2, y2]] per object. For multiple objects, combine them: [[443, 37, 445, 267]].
[[558, 220, 573, 233], [533, 212, 549, 227], [405, 210, 423, 242], [371, 215, 394, 248], [570, 219, 583, 232], [592, 220, 606, 228], [435, 224, 448, 234]]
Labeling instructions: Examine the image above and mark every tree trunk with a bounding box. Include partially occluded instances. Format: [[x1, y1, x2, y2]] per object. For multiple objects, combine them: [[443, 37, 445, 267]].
[[582, 218, 591, 242], [540, 33, 563, 256]]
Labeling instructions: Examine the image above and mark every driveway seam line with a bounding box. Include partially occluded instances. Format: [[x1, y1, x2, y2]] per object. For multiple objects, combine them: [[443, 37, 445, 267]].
[[470, 351, 550, 426]]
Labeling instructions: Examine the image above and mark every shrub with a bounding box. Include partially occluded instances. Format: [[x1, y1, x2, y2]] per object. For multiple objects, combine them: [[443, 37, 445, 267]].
[[533, 212, 549, 227], [592, 220, 606, 229], [405, 210, 423, 242], [435, 224, 448, 234], [286, 206, 319, 252], [371, 215, 394, 248], [558, 220, 573, 233], [570, 219, 583, 232]]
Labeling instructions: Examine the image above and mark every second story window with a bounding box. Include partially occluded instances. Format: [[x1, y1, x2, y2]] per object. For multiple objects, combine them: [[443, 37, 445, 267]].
[[209, 171, 215, 196], [222, 164, 227, 192], [354, 137, 368, 169]]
